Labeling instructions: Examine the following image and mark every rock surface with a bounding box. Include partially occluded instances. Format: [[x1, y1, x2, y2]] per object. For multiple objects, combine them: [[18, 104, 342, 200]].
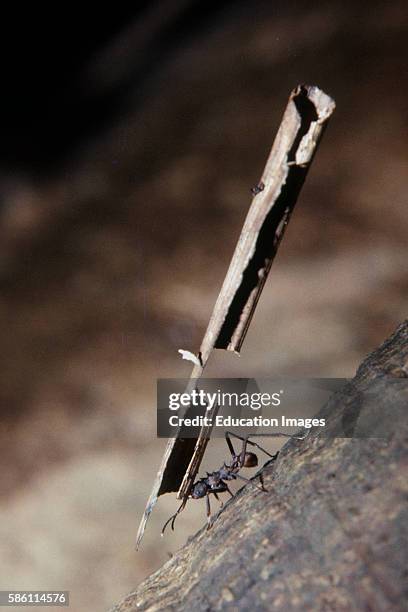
[[112, 321, 408, 611]]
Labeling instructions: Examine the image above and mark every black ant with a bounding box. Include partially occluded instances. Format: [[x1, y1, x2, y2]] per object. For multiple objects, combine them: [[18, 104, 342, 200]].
[[161, 430, 304, 535], [250, 181, 265, 196]]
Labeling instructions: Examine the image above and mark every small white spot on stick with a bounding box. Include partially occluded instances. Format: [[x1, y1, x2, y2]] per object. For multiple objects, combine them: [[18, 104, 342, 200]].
[[178, 349, 201, 366]]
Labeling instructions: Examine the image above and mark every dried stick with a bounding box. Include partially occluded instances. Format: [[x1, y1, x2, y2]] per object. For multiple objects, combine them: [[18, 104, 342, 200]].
[[136, 84, 335, 548]]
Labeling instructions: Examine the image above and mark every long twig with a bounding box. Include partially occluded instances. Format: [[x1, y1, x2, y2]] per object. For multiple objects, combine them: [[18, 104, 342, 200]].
[[136, 84, 335, 548]]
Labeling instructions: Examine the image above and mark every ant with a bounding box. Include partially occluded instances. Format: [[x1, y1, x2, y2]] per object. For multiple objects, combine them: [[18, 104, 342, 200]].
[[250, 181, 265, 196], [161, 430, 304, 536]]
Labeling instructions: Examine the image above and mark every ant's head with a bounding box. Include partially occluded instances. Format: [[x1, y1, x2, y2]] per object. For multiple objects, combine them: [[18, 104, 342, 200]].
[[243, 452, 258, 468], [191, 481, 208, 499]]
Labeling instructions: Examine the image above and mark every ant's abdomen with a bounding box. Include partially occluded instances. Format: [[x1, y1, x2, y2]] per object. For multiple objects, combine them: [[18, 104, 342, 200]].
[[243, 452, 258, 468]]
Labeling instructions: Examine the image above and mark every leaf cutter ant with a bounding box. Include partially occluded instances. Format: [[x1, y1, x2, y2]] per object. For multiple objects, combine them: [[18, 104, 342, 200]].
[[161, 430, 304, 536]]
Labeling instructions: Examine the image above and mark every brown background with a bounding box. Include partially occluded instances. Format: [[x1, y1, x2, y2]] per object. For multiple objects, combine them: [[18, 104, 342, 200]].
[[0, 2, 406, 610]]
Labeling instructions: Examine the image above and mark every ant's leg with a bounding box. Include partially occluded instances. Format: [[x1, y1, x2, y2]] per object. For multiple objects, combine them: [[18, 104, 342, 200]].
[[161, 498, 187, 536], [205, 493, 213, 530], [225, 431, 258, 468], [217, 485, 234, 508], [247, 432, 306, 442], [226, 431, 275, 465], [225, 484, 234, 498], [213, 492, 224, 507], [233, 472, 267, 492], [225, 431, 236, 457], [225, 431, 277, 466], [236, 431, 305, 465], [246, 432, 305, 464]]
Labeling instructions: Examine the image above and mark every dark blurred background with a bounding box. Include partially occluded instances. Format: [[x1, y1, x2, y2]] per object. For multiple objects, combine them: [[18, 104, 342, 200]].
[[0, 1, 406, 610]]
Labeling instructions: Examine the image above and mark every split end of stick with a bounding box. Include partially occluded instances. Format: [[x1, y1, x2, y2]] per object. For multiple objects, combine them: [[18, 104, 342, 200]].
[[211, 84, 335, 355]]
